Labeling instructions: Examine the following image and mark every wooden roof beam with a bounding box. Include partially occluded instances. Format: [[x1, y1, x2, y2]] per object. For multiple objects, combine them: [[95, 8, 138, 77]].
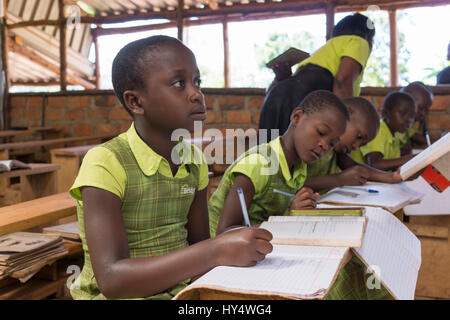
[[8, 40, 95, 89]]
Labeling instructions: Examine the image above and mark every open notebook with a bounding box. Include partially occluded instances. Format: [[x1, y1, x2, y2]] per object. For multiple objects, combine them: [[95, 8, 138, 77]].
[[399, 132, 450, 181], [260, 213, 366, 248], [352, 206, 422, 300], [318, 182, 423, 213], [174, 245, 350, 300], [175, 206, 421, 300]]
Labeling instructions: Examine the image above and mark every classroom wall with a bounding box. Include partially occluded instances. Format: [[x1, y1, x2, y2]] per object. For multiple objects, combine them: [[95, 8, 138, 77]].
[[6, 86, 450, 139]]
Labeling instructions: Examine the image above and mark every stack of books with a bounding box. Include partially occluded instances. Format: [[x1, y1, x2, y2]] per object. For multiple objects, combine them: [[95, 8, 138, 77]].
[[0, 232, 68, 283]]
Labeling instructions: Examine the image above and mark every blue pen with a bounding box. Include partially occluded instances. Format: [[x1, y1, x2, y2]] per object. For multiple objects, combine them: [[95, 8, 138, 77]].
[[338, 186, 379, 194], [237, 188, 251, 227], [274, 189, 321, 204], [425, 131, 431, 147]]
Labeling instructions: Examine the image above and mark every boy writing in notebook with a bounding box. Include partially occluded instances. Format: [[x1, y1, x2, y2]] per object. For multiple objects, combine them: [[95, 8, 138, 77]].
[[305, 97, 402, 192], [68, 36, 273, 300], [208, 90, 349, 236], [359, 91, 416, 171]]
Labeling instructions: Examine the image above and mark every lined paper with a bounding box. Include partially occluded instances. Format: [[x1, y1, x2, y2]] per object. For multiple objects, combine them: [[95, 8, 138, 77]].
[[318, 182, 423, 213], [354, 207, 421, 300], [190, 245, 348, 299], [261, 216, 365, 242]]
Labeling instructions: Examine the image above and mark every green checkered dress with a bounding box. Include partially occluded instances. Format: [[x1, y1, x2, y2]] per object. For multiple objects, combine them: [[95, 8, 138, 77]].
[[209, 143, 303, 237], [71, 137, 199, 300]]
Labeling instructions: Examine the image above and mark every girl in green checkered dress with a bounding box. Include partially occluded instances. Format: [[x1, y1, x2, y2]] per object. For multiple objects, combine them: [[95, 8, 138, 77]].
[[69, 36, 273, 300]]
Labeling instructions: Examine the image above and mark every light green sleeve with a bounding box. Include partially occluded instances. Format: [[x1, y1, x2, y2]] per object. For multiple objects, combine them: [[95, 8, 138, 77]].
[[70, 146, 126, 202], [229, 153, 270, 195], [193, 145, 209, 191], [359, 129, 388, 157]]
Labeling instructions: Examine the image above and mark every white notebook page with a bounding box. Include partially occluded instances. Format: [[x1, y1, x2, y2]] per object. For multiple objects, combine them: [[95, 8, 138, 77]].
[[354, 207, 421, 300], [190, 245, 348, 299], [261, 216, 365, 240]]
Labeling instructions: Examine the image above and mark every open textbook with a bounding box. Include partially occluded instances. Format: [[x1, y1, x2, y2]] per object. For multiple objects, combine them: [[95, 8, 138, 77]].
[[399, 132, 450, 192], [0, 160, 30, 173], [318, 182, 423, 213], [174, 206, 421, 300], [260, 209, 366, 248]]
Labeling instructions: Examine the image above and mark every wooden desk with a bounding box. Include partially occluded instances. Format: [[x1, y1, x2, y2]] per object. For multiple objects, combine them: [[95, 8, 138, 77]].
[[50, 144, 97, 192], [0, 163, 60, 205], [0, 126, 64, 143], [0, 192, 76, 236], [0, 134, 113, 161], [402, 215, 450, 299]]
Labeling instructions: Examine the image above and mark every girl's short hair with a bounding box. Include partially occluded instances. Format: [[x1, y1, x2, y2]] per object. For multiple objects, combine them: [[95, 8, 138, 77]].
[[332, 13, 375, 44]]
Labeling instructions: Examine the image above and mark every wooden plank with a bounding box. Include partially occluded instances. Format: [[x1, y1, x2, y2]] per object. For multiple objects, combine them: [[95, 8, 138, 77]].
[[223, 20, 230, 88], [0, 134, 113, 151], [177, 0, 184, 41], [0, 192, 77, 236], [0, 163, 60, 179], [326, 1, 335, 41], [0, 126, 64, 138], [58, 0, 67, 91], [405, 223, 448, 239], [389, 9, 398, 87], [0, 276, 68, 300]]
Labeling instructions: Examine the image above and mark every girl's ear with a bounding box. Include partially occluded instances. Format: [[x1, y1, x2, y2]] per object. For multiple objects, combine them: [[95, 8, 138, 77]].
[[123, 90, 144, 115], [290, 107, 305, 126]]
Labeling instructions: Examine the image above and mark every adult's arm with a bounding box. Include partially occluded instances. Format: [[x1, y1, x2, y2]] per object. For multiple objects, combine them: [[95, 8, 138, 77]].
[[333, 56, 363, 99]]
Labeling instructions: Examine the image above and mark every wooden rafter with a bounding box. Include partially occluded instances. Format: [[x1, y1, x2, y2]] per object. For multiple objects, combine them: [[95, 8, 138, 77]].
[[8, 40, 95, 89]]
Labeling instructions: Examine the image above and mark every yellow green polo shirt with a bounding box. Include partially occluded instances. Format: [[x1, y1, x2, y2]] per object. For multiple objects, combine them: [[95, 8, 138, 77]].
[[350, 148, 367, 164], [307, 151, 341, 177], [395, 121, 420, 147], [71, 122, 209, 201], [359, 120, 401, 160], [208, 137, 307, 235], [295, 35, 370, 96]]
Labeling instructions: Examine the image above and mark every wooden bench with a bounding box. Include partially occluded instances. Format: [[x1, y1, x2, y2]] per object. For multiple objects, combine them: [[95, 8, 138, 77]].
[[0, 126, 64, 143], [50, 144, 97, 193], [0, 163, 61, 206], [0, 134, 114, 161]]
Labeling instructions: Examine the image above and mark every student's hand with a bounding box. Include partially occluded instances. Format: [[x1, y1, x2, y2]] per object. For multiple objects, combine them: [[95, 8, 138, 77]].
[[273, 62, 292, 81], [290, 187, 320, 210], [213, 227, 273, 267], [337, 166, 370, 186], [390, 170, 403, 183]]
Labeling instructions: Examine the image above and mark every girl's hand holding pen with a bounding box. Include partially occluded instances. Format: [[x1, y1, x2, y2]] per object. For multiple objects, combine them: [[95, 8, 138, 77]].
[[290, 187, 320, 210]]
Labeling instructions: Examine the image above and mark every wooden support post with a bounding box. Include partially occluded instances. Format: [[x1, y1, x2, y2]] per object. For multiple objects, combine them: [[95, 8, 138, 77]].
[[93, 25, 100, 89], [389, 9, 398, 87], [58, 0, 67, 91], [1, 0, 9, 130], [325, 1, 335, 41], [177, 0, 184, 41], [222, 19, 230, 88]]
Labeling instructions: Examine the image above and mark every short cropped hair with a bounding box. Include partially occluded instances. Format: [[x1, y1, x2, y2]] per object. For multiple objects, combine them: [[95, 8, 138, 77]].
[[382, 91, 415, 114], [296, 90, 350, 121], [344, 96, 380, 130], [401, 81, 434, 97], [332, 13, 375, 44], [437, 67, 450, 84], [111, 35, 183, 113]]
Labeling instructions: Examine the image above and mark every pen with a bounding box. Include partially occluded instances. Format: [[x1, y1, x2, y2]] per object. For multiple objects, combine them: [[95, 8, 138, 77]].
[[338, 186, 379, 194], [237, 187, 251, 227], [274, 189, 321, 205], [273, 189, 295, 198], [425, 131, 431, 147]]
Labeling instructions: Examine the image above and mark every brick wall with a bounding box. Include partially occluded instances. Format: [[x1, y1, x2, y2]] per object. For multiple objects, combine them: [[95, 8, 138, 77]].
[[6, 86, 450, 140]]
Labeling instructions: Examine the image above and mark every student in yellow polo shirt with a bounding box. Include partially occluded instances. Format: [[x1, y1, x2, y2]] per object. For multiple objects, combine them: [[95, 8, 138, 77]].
[[360, 91, 416, 171], [397, 81, 434, 151], [209, 90, 349, 236], [305, 97, 402, 193], [69, 36, 273, 300], [260, 13, 375, 141]]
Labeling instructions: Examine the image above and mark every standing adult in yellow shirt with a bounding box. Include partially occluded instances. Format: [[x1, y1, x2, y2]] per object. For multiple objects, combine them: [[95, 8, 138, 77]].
[[259, 13, 375, 142]]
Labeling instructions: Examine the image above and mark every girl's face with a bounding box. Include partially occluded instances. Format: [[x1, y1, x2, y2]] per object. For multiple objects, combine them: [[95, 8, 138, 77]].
[[290, 108, 347, 164], [135, 42, 206, 133]]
